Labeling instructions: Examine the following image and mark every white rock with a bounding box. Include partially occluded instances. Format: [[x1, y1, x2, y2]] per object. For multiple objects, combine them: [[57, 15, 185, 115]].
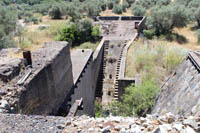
[[88, 128, 94, 131], [159, 124, 172, 133], [185, 126, 196, 133], [173, 123, 184, 131], [183, 118, 197, 128], [130, 125, 142, 133], [0, 100, 9, 109], [120, 128, 126, 133]]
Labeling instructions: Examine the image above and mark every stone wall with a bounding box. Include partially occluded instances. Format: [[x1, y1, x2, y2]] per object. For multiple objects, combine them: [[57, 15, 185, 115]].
[[153, 52, 200, 116], [15, 42, 74, 115]]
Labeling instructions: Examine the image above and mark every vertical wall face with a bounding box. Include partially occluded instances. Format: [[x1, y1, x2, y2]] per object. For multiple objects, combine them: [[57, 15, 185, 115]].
[[69, 50, 95, 116], [73, 57, 94, 116], [153, 52, 200, 116], [17, 42, 74, 115]]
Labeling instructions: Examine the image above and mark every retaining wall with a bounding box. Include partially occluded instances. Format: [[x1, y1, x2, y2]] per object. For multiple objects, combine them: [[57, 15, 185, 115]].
[[92, 38, 105, 90], [18, 42, 73, 115], [72, 52, 94, 116], [153, 52, 200, 116], [117, 34, 138, 99], [97, 16, 144, 21]]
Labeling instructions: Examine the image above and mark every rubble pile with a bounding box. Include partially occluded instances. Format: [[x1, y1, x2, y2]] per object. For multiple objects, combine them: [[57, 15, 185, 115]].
[[63, 113, 200, 133]]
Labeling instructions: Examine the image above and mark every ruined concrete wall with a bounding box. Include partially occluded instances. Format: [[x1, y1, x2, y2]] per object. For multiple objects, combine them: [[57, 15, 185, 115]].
[[70, 51, 94, 116], [121, 16, 144, 21], [17, 42, 73, 115], [153, 52, 200, 116], [97, 16, 144, 21], [92, 38, 105, 91], [137, 17, 146, 34], [118, 78, 135, 101]]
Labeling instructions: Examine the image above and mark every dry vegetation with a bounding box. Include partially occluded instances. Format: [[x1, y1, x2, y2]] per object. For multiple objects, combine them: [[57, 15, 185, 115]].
[[126, 38, 189, 82]]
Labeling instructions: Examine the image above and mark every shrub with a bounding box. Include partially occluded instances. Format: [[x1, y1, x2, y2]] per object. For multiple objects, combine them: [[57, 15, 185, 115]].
[[143, 29, 154, 39], [146, 5, 188, 35], [31, 16, 39, 24], [59, 19, 101, 46], [48, 5, 61, 19], [112, 4, 123, 14], [166, 47, 185, 73], [122, 1, 129, 12], [59, 23, 78, 45], [122, 79, 159, 116], [131, 4, 146, 16], [92, 25, 101, 41], [196, 29, 200, 43], [0, 5, 17, 48], [107, 1, 114, 9]]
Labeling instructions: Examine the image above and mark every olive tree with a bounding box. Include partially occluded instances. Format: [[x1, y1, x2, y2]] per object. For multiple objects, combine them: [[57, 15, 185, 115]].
[[146, 5, 188, 35], [131, 4, 146, 16], [0, 6, 17, 48]]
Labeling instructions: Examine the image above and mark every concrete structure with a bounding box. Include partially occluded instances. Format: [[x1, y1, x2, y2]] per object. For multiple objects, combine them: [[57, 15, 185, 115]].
[[70, 49, 94, 116], [153, 52, 200, 116], [0, 42, 74, 115], [95, 16, 146, 104]]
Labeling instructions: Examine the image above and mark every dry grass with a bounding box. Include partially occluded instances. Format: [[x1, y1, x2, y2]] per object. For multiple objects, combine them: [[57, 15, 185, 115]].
[[126, 39, 189, 80], [173, 25, 200, 50], [100, 9, 132, 16], [17, 17, 67, 51]]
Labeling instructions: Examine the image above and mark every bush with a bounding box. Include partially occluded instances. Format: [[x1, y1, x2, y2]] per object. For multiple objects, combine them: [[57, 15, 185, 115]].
[[48, 5, 61, 19], [196, 29, 200, 43], [0, 5, 17, 48], [122, 1, 129, 12], [131, 4, 146, 16], [31, 16, 39, 24], [92, 25, 101, 41], [146, 5, 188, 35], [59, 19, 101, 46], [112, 4, 123, 14], [107, 1, 114, 9], [122, 79, 159, 116], [143, 29, 154, 39]]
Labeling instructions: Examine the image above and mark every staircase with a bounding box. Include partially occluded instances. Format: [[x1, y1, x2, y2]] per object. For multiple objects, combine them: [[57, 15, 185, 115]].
[[114, 44, 126, 100]]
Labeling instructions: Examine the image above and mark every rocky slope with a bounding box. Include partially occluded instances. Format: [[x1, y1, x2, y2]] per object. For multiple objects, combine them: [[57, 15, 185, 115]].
[[0, 112, 199, 133]]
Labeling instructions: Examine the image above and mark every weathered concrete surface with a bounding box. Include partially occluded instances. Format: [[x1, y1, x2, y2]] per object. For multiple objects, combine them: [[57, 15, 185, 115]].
[[153, 52, 200, 116], [95, 16, 144, 104], [93, 38, 105, 95], [0, 42, 74, 115], [118, 78, 135, 101], [69, 49, 95, 116]]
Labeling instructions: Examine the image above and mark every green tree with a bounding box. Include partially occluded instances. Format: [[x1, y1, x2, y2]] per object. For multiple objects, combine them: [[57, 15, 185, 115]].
[[59, 23, 79, 45], [78, 18, 93, 42], [146, 5, 188, 35], [122, 79, 159, 116], [0, 6, 17, 48], [92, 25, 101, 41], [131, 4, 146, 16], [48, 5, 62, 19], [112, 4, 123, 14], [196, 29, 200, 43]]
